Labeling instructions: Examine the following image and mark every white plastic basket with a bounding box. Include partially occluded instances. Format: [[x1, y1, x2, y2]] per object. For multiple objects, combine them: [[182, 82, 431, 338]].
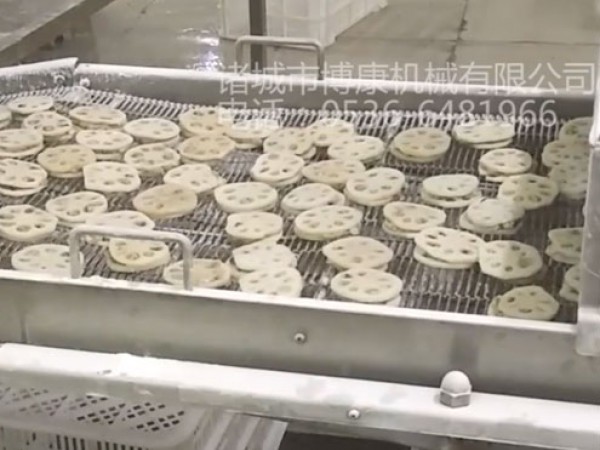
[[0, 384, 287, 450], [219, 0, 387, 46]]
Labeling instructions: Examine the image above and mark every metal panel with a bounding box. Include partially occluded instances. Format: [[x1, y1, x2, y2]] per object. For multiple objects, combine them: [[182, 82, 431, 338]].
[[0, 58, 75, 94]]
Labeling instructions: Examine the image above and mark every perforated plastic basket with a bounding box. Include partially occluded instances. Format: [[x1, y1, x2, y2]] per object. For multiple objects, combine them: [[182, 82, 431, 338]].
[[0, 384, 287, 450]]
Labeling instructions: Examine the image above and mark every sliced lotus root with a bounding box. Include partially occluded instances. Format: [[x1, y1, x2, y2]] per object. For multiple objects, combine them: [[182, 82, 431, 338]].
[[76, 129, 134, 153], [232, 241, 297, 273], [497, 174, 558, 210], [123, 143, 180, 177], [323, 236, 393, 270], [0, 205, 57, 242], [0, 105, 11, 128], [494, 286, 559, 321], [388, 146, 443, 163], [542, 140, 589, 169], [179, 106, 234, 137], [263, 127, 315, 157], [559, 117, 592, 142], [108, 238, 170, 270], [178, 135, 236, 163], [459, 198, 525, 235], [413, 246, 474, 269], [0, 183, 47, 197], [452, 120, 515, 145], [226, 211, 283, 244], [479, 240, 543, 282], [0, 159, 47, 189], [250, 153, 304, 186], [294, 205, 362, 241], [281, 183, 346, 216], [12, 244, 82, 277], [22, 112, 73, 139], [421, 174, 480, 208], [85, 210, 155, 246], [7, 96, 54, 115], [345, 168, 405, 206], [83, 162, 141, 194], [227, 119, 280, 144], [392, 127, 451, 160], [132, 184, 197, 220], [214, 182, 277, 213], [330, 268, 403, 304], [414, 227, 481, 265], [0, 129, 44, 158], [302, 159, 366, 190], [37, 145, 96, 178], [163, 258, 231, 288], [124, 118, 180, 143], [471, 139, 513, 150], [239, 266, 303, 297], [561, 264, 581, 302], [546, 227, 582, 264], [548, 161, 588, 200], [45, 191, 108, 225], [69, 106, 127, 129], [478, 148, 533, 182], [382, 201, 446, 238], [307, 118, 355, 147], [163, 163, 224, 195], [327, 135, 385, 164]]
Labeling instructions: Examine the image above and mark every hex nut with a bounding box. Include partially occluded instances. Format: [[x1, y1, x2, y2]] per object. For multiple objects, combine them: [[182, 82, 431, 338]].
[[440, 371, 471, 408]]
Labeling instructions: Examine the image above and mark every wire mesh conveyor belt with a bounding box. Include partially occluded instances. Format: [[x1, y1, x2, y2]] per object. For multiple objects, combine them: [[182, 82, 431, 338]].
[[0, 87, 581, 323]]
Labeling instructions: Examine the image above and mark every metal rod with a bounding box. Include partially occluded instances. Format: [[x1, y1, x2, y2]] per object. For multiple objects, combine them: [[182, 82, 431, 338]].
[[248, 0, 267, 71]]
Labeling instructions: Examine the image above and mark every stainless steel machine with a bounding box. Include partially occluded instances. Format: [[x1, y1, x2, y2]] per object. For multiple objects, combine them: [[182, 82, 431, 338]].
[[0, 43, 598, 449]]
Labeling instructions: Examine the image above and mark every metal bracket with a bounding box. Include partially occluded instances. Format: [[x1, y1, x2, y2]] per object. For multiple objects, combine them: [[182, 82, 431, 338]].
[[234, 35, 325, 80]]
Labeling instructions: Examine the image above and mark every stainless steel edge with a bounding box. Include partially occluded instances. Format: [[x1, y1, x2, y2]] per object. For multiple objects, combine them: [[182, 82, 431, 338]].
[[0, 58, 76, 94], [0, 343, 599, 450], [0, 270, 597, 404]]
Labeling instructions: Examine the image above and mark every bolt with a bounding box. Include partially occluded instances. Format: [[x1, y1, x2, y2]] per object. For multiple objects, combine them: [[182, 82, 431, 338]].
[[347, 409, 361, 420], [293, 332, 306, 344], [79, 77, 91, 88]]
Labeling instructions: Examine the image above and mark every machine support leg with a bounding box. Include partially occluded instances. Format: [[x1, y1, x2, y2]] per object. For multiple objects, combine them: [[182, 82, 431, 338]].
[[248, 0, 267, 72]]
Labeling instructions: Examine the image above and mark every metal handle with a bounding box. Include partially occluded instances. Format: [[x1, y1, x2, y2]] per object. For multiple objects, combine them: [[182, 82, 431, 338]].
[[234, 35, 325, 80], [68, 225, 194, 290]]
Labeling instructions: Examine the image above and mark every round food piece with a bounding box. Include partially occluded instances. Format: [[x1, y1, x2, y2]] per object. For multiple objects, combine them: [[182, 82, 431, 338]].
[[22, 112, 73, 139], [294, 205, 362, 241], [542, 140, 589, 168], [76, 129, 134, 153], [178, 135, 236, 163], [307, 118, 355, 147], [250, 152, 304, 186], [0, 159, 47, 189], [322, 236, 393, 270], [45, 191, 108, 226], [414, 227, 482, 265], [459, 198, 525, 235], [345, 167, 405, 206], [124, 118, 180, 143], [495, 286, 559, 321], [382, 201, 446, 238], [163, 163, 225, 194], [0, 105, 10, 128], [232, 241, 297, 273], [421, 174, 480, 208], [163, 258, 231, 288], [83, 162, 141, 193], [85, 210, 155, 246], [0, 205, 57, 242], [214, 182, 278, 213], [7, 96, 54, 115], [239, 267, 303, 297], [478, 148, 533, 182], [281, 183, 346, 216], [548, 160, 588, 200], [497, 174, 558, 210], [413, 245, 475, 269], [302, 159, 366, 190], [559, 117, 592, 142], [108, 238, 170, 269], [479, 240, 543, 282], [453, 120, 515, 145], [123, 143, 180, 177], [37, 144, 96, 178], [11, 243, 82, 277], [546, 227, 582, 264], [327, 135, 385, 164], [392, 127, 451, 159], [132, 184, 197, 219], [179, 106, 234, 137], [0, 129, 44, 158], [561, 264, 581, 302], [69, 105, 127, 129], [227, 119, 280, 143], [330, 268, 403, 304], [263, 127, 315, 157], [225, 211, 283, 243]]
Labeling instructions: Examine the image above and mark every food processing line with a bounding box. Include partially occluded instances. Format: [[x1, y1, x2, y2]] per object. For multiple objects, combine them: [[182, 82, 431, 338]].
[[0, 36, 598, 448]]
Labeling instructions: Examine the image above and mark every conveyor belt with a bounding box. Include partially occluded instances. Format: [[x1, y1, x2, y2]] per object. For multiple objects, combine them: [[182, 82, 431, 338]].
[[0, 87, 582, 323]]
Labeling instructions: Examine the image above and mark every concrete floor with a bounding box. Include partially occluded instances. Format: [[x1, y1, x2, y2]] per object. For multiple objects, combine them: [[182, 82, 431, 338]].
[[33, 0, 600, 89]]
